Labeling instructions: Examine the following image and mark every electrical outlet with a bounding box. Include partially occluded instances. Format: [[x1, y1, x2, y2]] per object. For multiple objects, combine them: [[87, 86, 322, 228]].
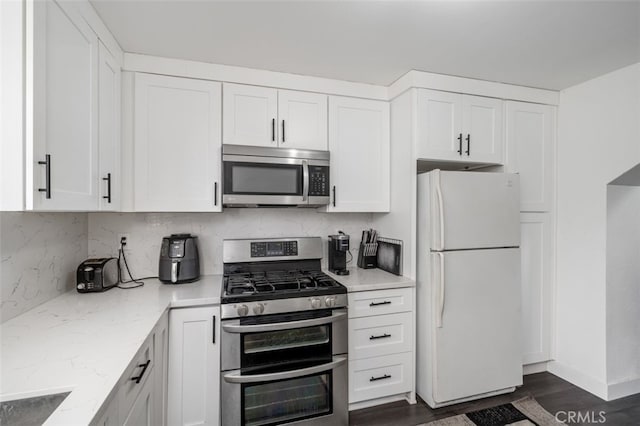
[[118, 233, 131, 250]]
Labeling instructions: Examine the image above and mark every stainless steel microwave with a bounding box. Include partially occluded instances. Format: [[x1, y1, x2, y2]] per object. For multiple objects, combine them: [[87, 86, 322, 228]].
[[222, 144, 330, 207]]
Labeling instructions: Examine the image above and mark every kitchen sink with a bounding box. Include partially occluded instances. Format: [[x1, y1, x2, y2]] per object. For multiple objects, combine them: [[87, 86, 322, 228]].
[[0, 392, 70, 426]]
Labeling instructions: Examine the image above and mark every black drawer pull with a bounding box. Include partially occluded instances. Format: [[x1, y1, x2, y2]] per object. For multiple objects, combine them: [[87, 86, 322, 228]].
[[370, 374, 391, 382], [38, 154, 51, 199], [131, 360, 151, 384], [465, 134, 471, 155], [271, 118, 275, 142], [369, 301, 391, 307], [369, 333, 391, 340], [102, 173, 112, 203], [457, 133, 463, 155]]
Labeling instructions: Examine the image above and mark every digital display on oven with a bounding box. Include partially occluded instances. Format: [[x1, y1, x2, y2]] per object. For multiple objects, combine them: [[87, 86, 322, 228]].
[[251, 241, 298, 257]]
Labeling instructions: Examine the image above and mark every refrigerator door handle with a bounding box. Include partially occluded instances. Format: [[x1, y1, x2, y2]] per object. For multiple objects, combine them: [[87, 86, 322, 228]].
[[436, 252, 445, 328], [435, 173, 445, 250]]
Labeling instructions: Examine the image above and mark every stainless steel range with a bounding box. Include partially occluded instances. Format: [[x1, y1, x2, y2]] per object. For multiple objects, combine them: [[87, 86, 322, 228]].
[[220, 237, 348, 426]]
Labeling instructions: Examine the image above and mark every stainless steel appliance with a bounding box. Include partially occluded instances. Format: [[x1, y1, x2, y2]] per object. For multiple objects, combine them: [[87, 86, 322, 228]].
[[222, 144, 330, 207], [76, 258, 118, 293], [158, 234, 200, 284], [220, 237, 348, 426], [328, 232, 350, 275]]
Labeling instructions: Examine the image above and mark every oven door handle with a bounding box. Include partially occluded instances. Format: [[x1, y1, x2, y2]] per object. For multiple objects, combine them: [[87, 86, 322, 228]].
[[222, 311, 346, 334], [223, 356, 347, 384]]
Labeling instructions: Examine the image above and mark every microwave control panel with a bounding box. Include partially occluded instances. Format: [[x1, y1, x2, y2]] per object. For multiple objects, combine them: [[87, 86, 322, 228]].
[[308, 166, 330, 197], [251, 241, 298, 257]]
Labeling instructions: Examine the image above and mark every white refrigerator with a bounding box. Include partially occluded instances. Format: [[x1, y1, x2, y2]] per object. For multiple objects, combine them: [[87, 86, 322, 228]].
[[416, 169, 522, 408]]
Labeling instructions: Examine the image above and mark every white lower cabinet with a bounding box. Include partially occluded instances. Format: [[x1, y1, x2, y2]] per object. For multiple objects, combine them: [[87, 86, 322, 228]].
[[168, 306, 220, 426], [91, 313, 168, 426], [347, 287, 415, 408], [520, 213, 553, 365]]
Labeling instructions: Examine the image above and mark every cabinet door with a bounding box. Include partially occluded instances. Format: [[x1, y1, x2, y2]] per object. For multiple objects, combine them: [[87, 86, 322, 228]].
[[223, 83, 277, 147], [506, 102, 555, 212], [122, 371, 154, 426], [520, 213, 553, 365], [416, 89, 462, 161], [277, 90, 327, 150], [31, 0, 99, 210], [327, 96, 390, 212], [134, 73, 222, 212], [93, 399, 119, 426], [154, 313, 169, 426], [462, 94, 503, 164], [168, 306, 220, 426], [98, 41, 121, 211]]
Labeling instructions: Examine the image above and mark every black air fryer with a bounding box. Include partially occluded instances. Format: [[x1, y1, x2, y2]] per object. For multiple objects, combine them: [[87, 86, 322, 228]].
[[159, 234, 200, 284]]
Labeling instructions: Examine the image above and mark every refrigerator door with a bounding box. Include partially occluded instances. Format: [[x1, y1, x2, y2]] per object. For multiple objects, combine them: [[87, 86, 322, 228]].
[[431, 248, 522, 404], [430, 170, 520, 250]]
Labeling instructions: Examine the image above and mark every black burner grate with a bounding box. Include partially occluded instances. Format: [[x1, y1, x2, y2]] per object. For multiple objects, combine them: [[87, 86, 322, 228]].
[[224, 270, 341, 297]]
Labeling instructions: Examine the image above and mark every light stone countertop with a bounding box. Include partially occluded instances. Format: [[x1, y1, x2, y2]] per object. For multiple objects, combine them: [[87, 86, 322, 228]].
[[0, 275, 222, 426], [326, 267, 415, 292]]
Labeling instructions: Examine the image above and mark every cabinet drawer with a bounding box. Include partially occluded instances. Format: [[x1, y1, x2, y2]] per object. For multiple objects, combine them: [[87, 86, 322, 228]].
[[348, 288, 413, 318], [349, 312, 413, 360], [349, 352, 412, 403], [118, 334, 155, 421]]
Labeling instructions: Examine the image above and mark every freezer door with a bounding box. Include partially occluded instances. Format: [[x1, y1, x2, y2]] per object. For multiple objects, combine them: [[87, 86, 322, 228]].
[[430, 170, 520, 250], [431, 248, 522, 404]]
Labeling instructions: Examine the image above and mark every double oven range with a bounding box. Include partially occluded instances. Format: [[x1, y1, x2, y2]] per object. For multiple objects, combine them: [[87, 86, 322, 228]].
[[220, 237, 348, 426]]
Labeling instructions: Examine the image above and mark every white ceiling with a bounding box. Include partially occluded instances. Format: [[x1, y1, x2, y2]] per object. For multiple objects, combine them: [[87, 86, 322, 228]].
[[90, 1, 640, 91]]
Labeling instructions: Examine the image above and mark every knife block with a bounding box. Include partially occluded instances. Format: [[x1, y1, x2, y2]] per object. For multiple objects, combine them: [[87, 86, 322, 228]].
[[357, 242, 378, 269]]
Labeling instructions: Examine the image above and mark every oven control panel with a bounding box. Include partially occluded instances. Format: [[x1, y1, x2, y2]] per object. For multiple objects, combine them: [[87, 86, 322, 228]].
[[221, 294, 348, 319], [251, 241, 298, 258]]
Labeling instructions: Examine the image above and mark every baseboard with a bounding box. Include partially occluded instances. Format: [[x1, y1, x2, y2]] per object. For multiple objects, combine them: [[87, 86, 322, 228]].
[[547, 361, 608, 400], [348, 392, 413, 411], [523, 361, 549, 375], [607, 377, 640, 401]]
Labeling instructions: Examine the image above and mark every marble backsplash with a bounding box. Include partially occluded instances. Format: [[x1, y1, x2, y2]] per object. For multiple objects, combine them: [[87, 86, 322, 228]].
[[88, 210, 374, 278], [0, 212, 88, 323]]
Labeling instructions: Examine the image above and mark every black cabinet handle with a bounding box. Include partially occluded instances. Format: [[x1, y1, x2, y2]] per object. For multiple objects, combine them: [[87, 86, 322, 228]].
[[102, 173, 112, 203], [131, 360, 151, 384], [370, 374, 391, 382], [214, 182, 218, 206], [369, 333, 391, 340], [332, 185, 336, 207], [271, 118, 275, 142], [369, 301, 391, 307], [465, 134, 470, 156], [457, 133, 463, 155], [212, 315, 216, 343], [38, 154, 51, 199], [281, 120, 285, 143]]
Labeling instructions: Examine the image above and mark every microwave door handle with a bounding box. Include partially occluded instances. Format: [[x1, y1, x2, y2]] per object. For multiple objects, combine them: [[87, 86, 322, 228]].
[[222, 311, 346, 334], [223, 356, 347, 384], [302, 160, 309, 202]]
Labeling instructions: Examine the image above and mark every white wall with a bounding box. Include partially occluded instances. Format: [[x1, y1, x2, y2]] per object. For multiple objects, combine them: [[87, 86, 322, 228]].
[[88, 210, 373, 277], [554, 62, 640, 399], [0, 213, 88, 323], [606, 185, 640, 391]]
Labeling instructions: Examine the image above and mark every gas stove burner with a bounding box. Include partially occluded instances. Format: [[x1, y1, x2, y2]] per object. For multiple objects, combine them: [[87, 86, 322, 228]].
[[224, 269, 341, 298]]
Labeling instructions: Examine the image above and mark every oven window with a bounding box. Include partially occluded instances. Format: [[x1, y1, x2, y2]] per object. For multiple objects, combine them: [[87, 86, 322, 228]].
[[243, 373, 332, 426], [244, 326, 329, 354], [224, 162, 302, 195]]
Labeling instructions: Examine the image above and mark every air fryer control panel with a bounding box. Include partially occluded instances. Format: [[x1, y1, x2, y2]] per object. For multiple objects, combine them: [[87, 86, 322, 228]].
[[308, 166, 329, 197]]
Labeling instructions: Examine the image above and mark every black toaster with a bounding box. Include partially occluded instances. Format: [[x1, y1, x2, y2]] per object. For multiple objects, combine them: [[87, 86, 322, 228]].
[[76, 258, 119, 293]]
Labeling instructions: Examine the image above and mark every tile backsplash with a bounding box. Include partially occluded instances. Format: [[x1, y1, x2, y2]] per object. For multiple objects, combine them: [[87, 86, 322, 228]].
[[0, 212, 88, 323], [88, 210, 373, 278]]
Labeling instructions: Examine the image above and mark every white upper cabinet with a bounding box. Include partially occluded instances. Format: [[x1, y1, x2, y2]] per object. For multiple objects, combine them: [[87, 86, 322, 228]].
[[98, 41, 121, 211], [277, 89, 327, 150], [416, 90, 462, 161], [134, 73, 222, 212], [223, 83, 277, 147], [505, 101, 556, 212], [326, 96, 390, 212], [223, 83, 328, 150], [462, 95, 503, 163], [416, 89, 503, 164], [31, 0, 99, 210]]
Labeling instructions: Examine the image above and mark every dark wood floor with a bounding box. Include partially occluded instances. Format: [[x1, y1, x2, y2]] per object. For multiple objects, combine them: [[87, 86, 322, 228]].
[[349, 372, 640, 425]]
